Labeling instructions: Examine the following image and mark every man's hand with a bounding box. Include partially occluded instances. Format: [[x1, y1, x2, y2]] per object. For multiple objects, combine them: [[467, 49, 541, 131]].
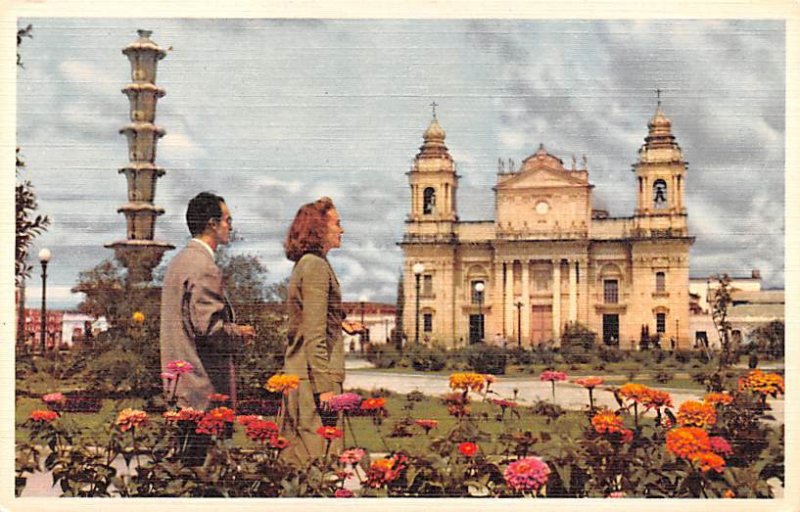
[[237, 324, 256, 345]]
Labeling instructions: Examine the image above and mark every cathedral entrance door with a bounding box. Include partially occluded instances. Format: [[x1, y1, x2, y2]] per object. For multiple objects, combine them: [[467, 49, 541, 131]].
[[530, 305, 552, 345], [603, 314, 620, 346], [468, 315, 484, 344]]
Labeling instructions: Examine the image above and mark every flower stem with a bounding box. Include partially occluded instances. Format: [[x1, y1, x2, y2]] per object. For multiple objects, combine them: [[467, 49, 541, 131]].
[[588, 388, 595, 411]]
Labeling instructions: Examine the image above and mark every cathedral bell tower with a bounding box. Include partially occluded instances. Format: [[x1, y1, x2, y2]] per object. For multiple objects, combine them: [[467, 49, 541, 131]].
[[632, 93, 688, 237], [405, 103, 459, 241]]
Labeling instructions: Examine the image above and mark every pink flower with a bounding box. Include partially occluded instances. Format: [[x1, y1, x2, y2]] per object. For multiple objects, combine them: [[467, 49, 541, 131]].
[[42, 392, 66, 404], [334, 488, 355, 498], [709, 436, 733, 457], [539, 370, 568, 382], [607, 491, 626, 498], [504, 456, 551, 493], [166, 360, 194, 375], [339, 448, 367, 465], [327, 392, 363, 413], [160, 372, 176, 381]]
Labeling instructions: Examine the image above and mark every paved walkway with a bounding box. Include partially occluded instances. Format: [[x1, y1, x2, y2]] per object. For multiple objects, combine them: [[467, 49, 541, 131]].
[[344, 369, 784, 424]]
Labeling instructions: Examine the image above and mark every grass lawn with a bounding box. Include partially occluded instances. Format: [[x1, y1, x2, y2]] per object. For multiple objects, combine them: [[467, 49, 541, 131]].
[[16, 391, 589, 455]]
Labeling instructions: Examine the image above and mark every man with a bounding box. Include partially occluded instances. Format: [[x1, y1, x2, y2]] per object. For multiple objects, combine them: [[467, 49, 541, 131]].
[[160, 192, 255, 411]]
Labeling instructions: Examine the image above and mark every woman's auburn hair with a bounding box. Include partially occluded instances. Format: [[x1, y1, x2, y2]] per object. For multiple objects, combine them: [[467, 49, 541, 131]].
[[284, 196, 336, 262]]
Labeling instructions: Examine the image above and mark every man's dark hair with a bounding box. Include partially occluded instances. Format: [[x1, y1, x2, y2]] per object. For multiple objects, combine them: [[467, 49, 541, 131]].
[[186, 192, 226, 237]]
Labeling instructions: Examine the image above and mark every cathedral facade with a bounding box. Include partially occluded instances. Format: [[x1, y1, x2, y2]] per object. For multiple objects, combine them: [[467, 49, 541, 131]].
[[399, 103, 694, 349]]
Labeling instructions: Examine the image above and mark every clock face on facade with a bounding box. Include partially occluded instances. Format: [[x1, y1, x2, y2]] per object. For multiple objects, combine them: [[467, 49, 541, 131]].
[[535, 201, 549, 215]]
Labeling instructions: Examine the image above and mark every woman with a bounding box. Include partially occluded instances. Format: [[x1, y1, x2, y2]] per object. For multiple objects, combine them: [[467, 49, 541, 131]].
[[280, 197, 345, 466]]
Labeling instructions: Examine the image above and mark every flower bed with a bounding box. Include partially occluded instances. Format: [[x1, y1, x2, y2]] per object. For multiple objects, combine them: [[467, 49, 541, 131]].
[[15, 367, 784, 498]]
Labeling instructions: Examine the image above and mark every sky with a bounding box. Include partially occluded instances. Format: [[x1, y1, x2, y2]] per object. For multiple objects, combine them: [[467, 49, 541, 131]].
[[15, 18, 785, 310]]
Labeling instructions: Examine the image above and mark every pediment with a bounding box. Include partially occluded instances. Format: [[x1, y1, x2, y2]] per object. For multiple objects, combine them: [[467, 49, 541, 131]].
[[496, 167, 588, 190]]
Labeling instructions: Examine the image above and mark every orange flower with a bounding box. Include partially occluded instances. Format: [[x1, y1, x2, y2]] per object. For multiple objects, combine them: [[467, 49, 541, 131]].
[[116, 408, 149, 432], [360, 397, 387, 411], [207, 393, 230, 403], [739, 370, 784, 397], [458, 442, 479, 457], [449, 372, 486, 392], [618, 383, 651, 403], [691, 451, 726, 473], [316, 426, 344, 440], [666, 427, 711, 459], [704, 392, 734, 406], [29, 409, 59, 422], [265, 374, 300, 394], [162, 411, 180, 423], [641, 389, 673, 410], [676, 401, 717, 428], [575, 376, 604, 389], [131, 311, 146, 324], [415, 419, 439, 433], [723, 489, 735, 498], [591, 410, 625, 434]]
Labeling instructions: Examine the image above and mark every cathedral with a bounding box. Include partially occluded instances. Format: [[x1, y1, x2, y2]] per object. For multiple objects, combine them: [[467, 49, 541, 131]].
[[399, 101, 693, 350]]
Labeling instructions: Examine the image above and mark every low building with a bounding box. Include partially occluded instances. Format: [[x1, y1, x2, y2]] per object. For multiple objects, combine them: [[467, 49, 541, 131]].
[[689, 270, 784, 349], [341, 302, 397, 353]]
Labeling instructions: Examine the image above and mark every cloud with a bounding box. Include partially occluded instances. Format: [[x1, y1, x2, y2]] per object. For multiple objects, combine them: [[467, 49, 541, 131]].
[[16, 19, 786, 309]]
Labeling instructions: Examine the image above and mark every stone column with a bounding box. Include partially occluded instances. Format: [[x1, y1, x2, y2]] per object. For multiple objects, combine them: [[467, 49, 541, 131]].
[[505, 261, 514, 337], [568, 259, 577, 323], [521, 260, 530, 345], [494, 260, 505, 337], [552, 259, 561, 343]]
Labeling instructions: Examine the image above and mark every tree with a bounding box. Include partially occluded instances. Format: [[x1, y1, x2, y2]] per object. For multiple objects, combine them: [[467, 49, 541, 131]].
[[749, 320, 784, 360], [15, 25, 50, 285], [393, 270, 405, 351], [709, 274, 733, 367]]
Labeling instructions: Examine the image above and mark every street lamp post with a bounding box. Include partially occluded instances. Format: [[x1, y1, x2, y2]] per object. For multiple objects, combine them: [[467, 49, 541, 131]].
[[359, 295, 367, 354], [515, 301, 522, 348], [474, 282, 485, 343], [38, 248, 51, 355], [412, 263, 425, 344]]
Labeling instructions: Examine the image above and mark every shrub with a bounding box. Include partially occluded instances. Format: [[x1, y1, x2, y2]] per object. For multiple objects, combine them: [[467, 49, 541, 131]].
[[653, 370, 673, 384], [651, 349, 668, 365], [674, 350, 693, 364], [530, 400, 564, 420], [462, 343, 507, 375], [366, 344, 402, 369], [402, 344, 446, 372], [597, 346, 625, 363], [506, 347, 535, 366]]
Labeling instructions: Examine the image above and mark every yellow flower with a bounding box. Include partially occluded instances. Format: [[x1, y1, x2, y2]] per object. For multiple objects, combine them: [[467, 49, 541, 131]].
[[132, 311, 146, 324], [448, 372, 485, 392], [265, 374, 300, 394]]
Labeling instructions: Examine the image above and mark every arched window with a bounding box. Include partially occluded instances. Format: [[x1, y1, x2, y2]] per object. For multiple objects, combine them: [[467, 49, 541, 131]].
[[423, 187, 436, 214], [653, 179, 668, 208]]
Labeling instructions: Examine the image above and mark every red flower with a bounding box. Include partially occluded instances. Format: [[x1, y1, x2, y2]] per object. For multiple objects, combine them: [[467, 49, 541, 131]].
[[207, 393, 230, 403], [334, 488, 355, 497], [176, 407, 205, 422], [269, 436, 290, 450], [245, 419, 279, 443], [458, 442, 479, 457], [316, 426, 344, 440], [165, 360, 194, 375], [196, 407, 235, 436], [235, 414, 263, 426]]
